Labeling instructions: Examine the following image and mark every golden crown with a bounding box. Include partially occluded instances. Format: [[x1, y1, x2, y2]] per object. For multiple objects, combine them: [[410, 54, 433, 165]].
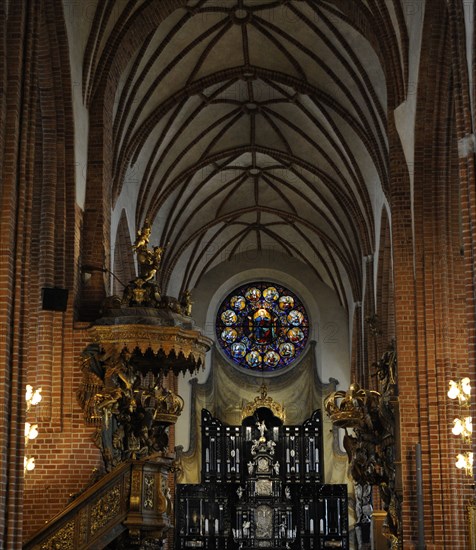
[[154, 387, 184, 425], [324, 383, 380, 428]]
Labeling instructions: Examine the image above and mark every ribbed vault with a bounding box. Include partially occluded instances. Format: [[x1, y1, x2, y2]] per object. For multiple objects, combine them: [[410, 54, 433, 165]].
[[82, 0, 408, 308]]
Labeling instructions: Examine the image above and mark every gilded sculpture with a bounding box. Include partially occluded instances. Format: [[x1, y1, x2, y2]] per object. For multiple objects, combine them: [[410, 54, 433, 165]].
[[324, 343, 401, 549], [122, 218, 164, 307], [179, 289, 193, 316], [242, 383, 286, 423], [74, 219, 213, 549], [117, 219, 196, 318], [78, 342, 184, 472]]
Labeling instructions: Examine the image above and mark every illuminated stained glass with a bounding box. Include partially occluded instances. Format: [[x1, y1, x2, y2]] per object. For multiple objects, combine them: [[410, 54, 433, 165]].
[[216, 282, 309, 371]]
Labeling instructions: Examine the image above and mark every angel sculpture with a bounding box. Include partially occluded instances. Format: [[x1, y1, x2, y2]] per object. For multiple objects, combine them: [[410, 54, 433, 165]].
[[257, 419, 267, 439]]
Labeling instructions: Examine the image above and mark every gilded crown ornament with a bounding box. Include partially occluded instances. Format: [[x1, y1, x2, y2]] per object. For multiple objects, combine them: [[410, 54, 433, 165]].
[[324, 383, 380, 428], [153, 386, 184, 425], [241, 383, 286, 423]]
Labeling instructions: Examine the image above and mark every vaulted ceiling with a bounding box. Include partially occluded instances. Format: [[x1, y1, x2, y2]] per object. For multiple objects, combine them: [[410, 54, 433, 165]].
[[81, 0, 408, 307]]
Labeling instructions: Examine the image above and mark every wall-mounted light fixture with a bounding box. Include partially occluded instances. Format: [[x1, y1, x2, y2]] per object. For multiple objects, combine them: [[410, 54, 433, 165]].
[[448, 378, 472, 476], [448, 377, 471, 404], [81, 264, 126, 288], [25, 384, 42, 473], [455, 452, 474, 476]]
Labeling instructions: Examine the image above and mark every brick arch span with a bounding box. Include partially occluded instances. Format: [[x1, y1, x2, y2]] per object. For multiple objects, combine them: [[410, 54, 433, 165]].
[[79, 0, 187, 321]]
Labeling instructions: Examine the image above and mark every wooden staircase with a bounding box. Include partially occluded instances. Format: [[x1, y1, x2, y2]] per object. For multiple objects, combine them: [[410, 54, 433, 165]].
[[24, 456, 174, 550]]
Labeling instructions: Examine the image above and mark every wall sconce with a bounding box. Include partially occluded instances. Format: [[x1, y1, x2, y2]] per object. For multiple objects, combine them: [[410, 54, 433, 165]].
[[452, 417, 472, 443], [448, 377, 471, 405], [25, 385, 42, 474], [455, 452, 473, 476], [26, 385, 42, 411], [25, 422, 39, 444], [81, 264, 125, 288], [448, 378, 472, 476]]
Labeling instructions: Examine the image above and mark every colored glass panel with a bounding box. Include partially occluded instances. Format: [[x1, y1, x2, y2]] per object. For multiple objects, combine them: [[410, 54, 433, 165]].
[[216, 282, 309, 372]]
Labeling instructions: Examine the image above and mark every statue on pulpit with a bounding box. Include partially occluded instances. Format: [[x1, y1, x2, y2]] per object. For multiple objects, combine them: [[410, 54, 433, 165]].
[[122, 218, 164, 307]]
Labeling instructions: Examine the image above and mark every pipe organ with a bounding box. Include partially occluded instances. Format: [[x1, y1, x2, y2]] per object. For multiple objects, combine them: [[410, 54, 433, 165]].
[[175, 407, 348, 549]]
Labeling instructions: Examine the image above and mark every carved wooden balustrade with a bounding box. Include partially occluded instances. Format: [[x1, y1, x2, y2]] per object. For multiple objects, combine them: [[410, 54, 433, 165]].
[[24, 455, 174, 550]]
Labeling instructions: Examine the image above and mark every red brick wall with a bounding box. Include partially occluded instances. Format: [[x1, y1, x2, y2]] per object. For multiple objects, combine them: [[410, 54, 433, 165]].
[[0, 3, 37, 547], [0, 1, 104, 546], [388, 2, 473, 547], [0, 1, 190, 545]]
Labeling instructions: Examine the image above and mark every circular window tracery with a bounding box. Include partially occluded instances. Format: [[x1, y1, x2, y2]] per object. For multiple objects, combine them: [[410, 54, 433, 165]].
[[216, 282, 309, 372]]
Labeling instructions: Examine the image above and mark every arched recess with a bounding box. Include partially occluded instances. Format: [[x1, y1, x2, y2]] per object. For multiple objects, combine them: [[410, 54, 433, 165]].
[[375, 207, 395, 354], [321, 0, 408, 112], [79, 0, 187, 321], [112, 209, 136, 296]]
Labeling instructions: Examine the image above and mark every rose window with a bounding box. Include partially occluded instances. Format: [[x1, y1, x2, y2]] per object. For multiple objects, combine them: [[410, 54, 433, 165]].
[[216, 282, 309, 372]]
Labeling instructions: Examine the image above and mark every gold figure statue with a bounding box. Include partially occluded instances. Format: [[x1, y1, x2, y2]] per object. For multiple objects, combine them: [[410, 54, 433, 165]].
[[123, 219, 165, 307], [133, 219, 165, 283], [132, 218, 152, 251], [180, 290, 193, 316], [325, 344, 401, 548], [77, 342, 186, 471]]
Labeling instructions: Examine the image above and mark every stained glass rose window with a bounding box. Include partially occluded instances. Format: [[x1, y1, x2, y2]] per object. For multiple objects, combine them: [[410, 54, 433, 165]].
[[216, 282, 309, 371]]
